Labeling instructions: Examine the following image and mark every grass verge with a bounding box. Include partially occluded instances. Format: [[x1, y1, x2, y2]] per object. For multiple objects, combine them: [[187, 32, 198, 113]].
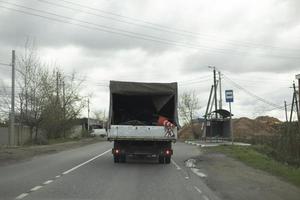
[[206, 145, 300, 187], [47, 137, 82, 145]]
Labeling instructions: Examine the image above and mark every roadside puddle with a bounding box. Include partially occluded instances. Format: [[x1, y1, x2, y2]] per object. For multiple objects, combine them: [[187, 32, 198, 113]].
[[185, 158, 207, 178]]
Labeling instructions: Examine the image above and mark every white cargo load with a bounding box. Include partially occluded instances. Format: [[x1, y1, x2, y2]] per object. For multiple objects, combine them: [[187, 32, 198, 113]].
[[108, 125, 177, 141]]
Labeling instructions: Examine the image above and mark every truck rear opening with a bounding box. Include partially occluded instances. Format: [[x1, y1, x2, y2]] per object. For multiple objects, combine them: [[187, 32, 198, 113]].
[[107, 81, 178, 164]]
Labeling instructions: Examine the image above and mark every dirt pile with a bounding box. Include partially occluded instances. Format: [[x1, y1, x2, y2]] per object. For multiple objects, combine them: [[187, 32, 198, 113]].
[[233, 116, 282, 138], [178, 116, 282, 139], [178, 123, 202, 140]]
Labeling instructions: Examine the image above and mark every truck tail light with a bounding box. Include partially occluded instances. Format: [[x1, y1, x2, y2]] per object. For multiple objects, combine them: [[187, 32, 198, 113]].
[[113, 148, 120, 154], [165, 149, 172, 155]]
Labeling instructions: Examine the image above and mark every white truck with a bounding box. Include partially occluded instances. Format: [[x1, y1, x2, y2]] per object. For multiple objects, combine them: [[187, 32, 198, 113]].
[[107, 81, 178, 164]]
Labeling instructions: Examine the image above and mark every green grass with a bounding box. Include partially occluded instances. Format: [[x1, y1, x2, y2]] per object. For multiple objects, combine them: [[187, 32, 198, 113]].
[[206, 145, 300, 187]]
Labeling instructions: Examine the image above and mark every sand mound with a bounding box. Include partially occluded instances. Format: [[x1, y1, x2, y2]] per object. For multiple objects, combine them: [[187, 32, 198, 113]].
[[178, 116, 282, 139]]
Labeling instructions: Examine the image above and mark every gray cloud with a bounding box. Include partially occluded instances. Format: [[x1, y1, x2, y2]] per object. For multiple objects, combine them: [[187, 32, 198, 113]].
[[1, 0, 300, 120]]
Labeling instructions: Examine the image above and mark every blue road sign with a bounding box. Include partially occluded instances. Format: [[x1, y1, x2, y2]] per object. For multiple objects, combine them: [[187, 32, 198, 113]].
[[225, 90, 234, 103]]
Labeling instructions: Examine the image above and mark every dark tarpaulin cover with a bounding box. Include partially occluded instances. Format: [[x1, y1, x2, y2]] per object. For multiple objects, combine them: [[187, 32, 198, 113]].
[[109, 81, 177, 95], [109, 81, 179, 126]]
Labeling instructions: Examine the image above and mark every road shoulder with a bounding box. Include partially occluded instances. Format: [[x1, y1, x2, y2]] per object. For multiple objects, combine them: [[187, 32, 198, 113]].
[[0, 137, 106, 166], [195, 147, 300, 200]]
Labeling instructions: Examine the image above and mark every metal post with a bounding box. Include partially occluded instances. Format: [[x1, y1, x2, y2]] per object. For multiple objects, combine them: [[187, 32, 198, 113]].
[[229, 101, 233, 145], [10, 50, 15, 146]]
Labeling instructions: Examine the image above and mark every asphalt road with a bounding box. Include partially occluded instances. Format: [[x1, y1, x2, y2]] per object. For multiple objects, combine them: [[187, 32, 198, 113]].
[[0, 141, 220, 200]]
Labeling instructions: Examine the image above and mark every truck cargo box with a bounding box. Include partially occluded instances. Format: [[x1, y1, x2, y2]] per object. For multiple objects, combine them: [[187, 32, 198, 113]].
[[107, 81, 178, 141]]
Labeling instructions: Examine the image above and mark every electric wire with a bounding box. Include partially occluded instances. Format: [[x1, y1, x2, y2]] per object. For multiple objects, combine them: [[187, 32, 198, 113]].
[[1, 1, 300, 59], [0, 62, 11, 67], [222, 73, 285, 110], [47, 0, 300, 52], [0, 2, 238, 54]]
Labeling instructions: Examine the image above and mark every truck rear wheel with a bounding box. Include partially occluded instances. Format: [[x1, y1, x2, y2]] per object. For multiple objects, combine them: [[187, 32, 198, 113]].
[[114, 155, 120, 163], [158, 156, 164, 164], [120, 155, 126, 163], [165, 156, 171, 164]]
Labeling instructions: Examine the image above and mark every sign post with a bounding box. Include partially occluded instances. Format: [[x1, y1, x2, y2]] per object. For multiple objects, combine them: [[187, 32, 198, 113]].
[[225, 90, 234, 145]]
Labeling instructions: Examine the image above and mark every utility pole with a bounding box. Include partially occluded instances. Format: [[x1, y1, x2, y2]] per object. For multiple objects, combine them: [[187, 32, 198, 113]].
[[87, 98, 90, 134], [289, 92, 295, 123], [299, 78, 300, 114], [296, 74, 300, 122], [213, 67, 218, 117], [204, 85, 214, 139], [293, 82, 299, 123], [56, 71, 59, 102], [10, 50, 15, 146], [62, 80, 65, 138], [284, 100, 288, 123], [218, 71, 222, 110]]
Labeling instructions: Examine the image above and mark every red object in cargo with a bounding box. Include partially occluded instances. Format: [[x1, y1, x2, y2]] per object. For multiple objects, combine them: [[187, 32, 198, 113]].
[[158, 116, 175, 137], [158, 116, 174, 127]]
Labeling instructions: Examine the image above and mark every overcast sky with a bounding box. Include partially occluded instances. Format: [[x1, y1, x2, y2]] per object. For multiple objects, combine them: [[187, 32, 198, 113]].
[[0, 0, 300, 120]]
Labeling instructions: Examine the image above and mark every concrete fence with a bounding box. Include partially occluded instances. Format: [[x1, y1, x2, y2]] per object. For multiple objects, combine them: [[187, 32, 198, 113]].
[[0, 127, 9, 145], [0, 125, 32, 146]]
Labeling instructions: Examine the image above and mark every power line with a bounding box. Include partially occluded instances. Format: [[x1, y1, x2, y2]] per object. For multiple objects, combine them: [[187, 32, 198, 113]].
[[0, 62, 11, 67], [1, 2, 300, 59], [0, 2, 235, 54], [222, 73, 284, 109], [46, 0, 300, 52], [35, 1, 300, 56], [227, 76, 291, 83], [179, 78, 211, 86], [6, 1, 274, 56], [178, 75, 211, 83], [262, 103, 292, 112]]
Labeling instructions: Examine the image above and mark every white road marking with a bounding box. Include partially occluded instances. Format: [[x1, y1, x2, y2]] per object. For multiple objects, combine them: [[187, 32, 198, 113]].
[[43, 180, 53, 185], [171, 158, 181, 170], [185, 159, 196, 168], [15, 149, 110, 200], [191, 168, 207, 178], [194, 186, 202, 194], [30, 186, 42, 192], [15, 193, 28, 200], [203, 195, 210, 200], [62, 149, 111, 175]]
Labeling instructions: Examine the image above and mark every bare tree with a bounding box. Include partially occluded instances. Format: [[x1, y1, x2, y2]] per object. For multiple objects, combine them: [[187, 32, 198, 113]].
[[178, 91, 200, 138], [0, 80, 11, 122], [39, 70, 86, 139], [16, 40, 86, 142], [93, 109, 107, 122], [93, 109, 108, 129]]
